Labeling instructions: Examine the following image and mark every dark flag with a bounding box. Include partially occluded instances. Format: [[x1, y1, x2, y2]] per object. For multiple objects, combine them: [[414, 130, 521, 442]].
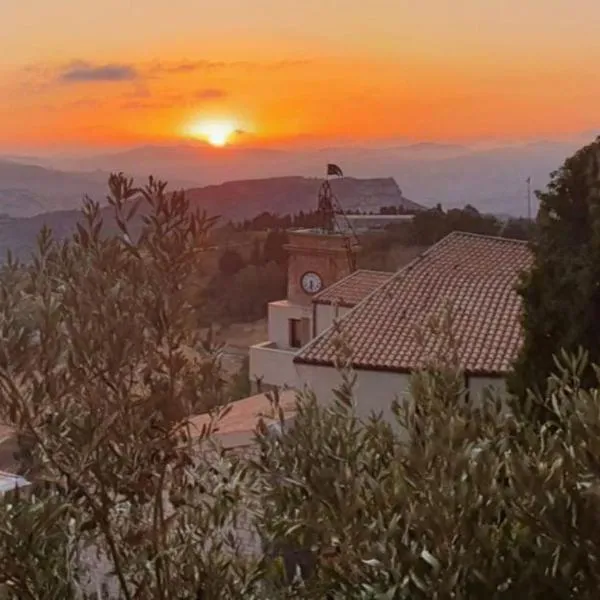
[[327, 163, 344, 177]]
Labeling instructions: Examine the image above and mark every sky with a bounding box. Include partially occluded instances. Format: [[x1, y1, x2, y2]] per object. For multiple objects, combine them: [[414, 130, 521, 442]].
[[2, 0, 600, 151]]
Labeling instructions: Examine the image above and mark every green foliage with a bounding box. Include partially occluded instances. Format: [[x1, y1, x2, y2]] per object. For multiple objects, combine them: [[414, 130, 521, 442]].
[[229, 357, 251, 401], [249, 240, 262, 266], [235, 210, 323, 232], [262, 230, 288, 266], [510, 137, 600, 400], [252, 350, 600, 598], [358, 205, 532, 271], [0, 173, 264, 599], [3, 169, 600, 598], [203, 261, 287, 324], [219, 248, 245, 276], [408, 204, 503, 245], [0, 492, 85, 599]]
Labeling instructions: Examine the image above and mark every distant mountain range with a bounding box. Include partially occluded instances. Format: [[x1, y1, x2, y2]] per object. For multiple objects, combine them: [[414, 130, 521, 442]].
[[184, 176, 424, 218], [0, 136, 593, 259], [0, 160, 109, 217], [0, 176, 423, 260], [0, 137, 589, 219]]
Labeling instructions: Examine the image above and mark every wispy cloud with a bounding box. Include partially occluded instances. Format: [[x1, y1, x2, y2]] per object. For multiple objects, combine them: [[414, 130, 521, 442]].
[[120, 99, 173, 111], [16, 58, 310, 91], [195, 88, 227, 100], [118, 88, 228, 111], [147, 58, 312, 76], [58, 61, 138, 83], [149, 60, 228, 75], [69, 98, 102, 109]]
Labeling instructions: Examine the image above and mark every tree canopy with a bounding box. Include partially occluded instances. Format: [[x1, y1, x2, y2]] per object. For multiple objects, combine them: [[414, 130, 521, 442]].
[[218, 247, 245, 276], [0, 169, 599, 597], [510, 137, 600, 400]]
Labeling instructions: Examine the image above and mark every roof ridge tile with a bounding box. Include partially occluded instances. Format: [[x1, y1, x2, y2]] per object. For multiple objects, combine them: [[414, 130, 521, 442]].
[[295, 231, 533, 376]]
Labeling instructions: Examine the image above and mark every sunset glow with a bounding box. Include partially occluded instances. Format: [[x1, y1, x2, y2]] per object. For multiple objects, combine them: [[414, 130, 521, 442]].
[[1, 0, 600, 151], [186, 120, 237, 147]]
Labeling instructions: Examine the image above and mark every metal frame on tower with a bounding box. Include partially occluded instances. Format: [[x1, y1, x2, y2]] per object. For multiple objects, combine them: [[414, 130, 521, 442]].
[[317, 165, 360, 272]]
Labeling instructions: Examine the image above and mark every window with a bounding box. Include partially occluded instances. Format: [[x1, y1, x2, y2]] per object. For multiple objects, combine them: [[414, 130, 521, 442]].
[[289, 317, 311, 348], [289, 319, 302, 348]]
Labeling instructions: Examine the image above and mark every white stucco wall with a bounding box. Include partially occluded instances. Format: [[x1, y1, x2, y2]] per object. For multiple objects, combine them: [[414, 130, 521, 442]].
[[249, 342, 300, 389], [295, 363, 411, 436], [294, 365, 509, 434], [314, 304, 351, 336], [468, 376, 507, 409], [251, 341, 509, 432], [267, 300, 312, 349]]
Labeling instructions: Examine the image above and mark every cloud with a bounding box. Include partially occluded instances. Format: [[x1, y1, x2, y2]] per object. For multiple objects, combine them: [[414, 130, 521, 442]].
[[58, 62, 138, 83], [13, 57, 311, 96], [120, 99, 173, 111], [119, 89, 227, 110], [147, 58, 312, 76], [195, 88, 227, 100], [69, 98, 102, 109], [149, 60, 228, 75]]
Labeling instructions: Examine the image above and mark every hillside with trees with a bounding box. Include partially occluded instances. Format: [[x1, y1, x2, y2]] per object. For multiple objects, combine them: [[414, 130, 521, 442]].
[[199, 202, 534, 325], [0, 176, 422, 261], [1, 136, 600, 596]]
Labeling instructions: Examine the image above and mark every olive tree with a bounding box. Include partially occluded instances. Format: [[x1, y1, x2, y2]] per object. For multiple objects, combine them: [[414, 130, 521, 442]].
[[2, 172, 600, 598], [253, 328, 600, 598], [0, 174, 266, 599]]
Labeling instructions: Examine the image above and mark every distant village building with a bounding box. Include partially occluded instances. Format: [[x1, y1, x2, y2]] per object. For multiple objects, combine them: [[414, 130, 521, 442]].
[[250, 229, 533, 428], [344, 213, 415, 233], [249, 229, 364, 390]]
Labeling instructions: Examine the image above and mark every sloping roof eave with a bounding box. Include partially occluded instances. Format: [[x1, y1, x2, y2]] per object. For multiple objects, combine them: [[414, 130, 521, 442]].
[[292, 354, 510, 378]]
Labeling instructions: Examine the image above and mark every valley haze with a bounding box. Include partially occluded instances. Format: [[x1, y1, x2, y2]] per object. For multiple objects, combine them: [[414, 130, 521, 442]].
[[0, 136, 591, 222]]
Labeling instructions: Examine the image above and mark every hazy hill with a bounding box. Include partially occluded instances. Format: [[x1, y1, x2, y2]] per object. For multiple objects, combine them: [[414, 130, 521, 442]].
[[0, 157, 198, 218], [0, 176, 423, 260], [184, 176, 424, 219], [40, 138, 586, 217], [0, 160, 110, 217]]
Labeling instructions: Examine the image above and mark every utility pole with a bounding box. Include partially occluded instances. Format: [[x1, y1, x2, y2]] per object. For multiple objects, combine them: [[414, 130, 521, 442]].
[[526, 176, 532, 221]]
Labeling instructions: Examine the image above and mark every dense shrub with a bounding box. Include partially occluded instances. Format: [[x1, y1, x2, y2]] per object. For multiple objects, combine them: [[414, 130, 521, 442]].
[[202, 260, 287, 324], [0, 171, 597, 598], [253, 351, 600, 599]]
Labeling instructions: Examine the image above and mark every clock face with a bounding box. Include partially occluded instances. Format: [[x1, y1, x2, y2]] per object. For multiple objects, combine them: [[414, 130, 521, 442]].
[[301, 271, 323, 294]]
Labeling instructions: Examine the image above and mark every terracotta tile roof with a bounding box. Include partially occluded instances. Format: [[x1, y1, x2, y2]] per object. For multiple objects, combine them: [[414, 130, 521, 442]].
[[295, 232, 533, 376], [187, 390, 297, 448], [312, 269, 392, 308]]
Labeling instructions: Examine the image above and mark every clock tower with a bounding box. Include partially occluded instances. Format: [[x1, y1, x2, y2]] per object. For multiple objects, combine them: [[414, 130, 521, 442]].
[[249, 176, 363, 391], [285, 229, 360, 306]]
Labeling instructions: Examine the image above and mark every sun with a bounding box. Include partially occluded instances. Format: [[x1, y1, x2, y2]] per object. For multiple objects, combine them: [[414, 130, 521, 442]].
[[186, 120, 236, 147]]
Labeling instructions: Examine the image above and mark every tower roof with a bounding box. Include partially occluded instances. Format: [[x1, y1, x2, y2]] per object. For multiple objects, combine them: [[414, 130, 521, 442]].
[[312, 269, 392, 308], [294, 232, 533, 376]]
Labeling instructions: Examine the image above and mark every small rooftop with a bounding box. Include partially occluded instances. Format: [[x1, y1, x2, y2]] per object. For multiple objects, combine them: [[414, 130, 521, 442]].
[[295, 231, 533, 376], [312, 269, 392, 308], [187, 390, 297, 449]]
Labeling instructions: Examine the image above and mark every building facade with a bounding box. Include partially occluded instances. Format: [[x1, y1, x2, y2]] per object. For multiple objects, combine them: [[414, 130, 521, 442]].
[[250, 229, 532, 427], [250, 228, 364, 390]]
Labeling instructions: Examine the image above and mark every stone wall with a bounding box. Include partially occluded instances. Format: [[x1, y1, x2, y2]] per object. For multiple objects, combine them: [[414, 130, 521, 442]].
[[285, 230, 360, 306]]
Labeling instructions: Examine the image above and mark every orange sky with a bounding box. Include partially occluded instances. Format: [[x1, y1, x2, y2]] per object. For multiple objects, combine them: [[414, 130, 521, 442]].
[[2, 0, 600, 150]]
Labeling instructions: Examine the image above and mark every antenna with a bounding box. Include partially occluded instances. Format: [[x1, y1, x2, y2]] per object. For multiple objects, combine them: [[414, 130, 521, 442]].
[[526, 176, 532, 221], [317, 164, 360, 272]]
